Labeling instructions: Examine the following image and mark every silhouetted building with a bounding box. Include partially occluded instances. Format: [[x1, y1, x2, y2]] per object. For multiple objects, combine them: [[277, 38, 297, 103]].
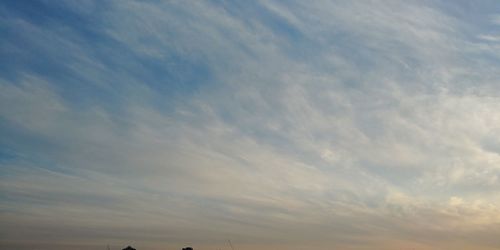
[[123, 246, 136, 250]]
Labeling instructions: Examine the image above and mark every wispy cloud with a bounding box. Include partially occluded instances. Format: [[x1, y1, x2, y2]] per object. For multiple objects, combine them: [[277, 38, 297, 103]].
[[2, 1, 500, 249]]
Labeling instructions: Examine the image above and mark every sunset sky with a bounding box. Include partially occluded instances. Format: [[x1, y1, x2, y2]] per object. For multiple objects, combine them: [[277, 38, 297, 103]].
[[2, 1, 500, 250]]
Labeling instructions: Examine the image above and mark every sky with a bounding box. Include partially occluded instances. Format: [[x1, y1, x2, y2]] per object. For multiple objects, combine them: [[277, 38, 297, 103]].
[[2, 0, 500, 249]]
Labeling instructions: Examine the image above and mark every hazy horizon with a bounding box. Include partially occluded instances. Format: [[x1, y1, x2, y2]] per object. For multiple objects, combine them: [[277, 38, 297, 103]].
[[2, 1, 500, 249]]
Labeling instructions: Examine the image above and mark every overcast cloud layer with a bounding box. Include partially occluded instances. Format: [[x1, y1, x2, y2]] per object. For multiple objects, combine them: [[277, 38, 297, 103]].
[[2, 1, 500, 249]]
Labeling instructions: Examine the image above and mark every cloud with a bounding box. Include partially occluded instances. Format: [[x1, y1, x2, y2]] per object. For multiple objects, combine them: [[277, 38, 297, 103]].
[[2, 1, 500, 249]]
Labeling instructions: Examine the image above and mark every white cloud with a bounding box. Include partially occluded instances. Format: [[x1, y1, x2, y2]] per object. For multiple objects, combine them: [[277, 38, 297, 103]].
[[3, 1, 500, 249]]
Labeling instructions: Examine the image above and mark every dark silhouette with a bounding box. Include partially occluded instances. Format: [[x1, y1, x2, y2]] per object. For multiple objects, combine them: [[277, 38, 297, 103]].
[[123, 246, 136, 250], [182, 247, 193, 250]]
